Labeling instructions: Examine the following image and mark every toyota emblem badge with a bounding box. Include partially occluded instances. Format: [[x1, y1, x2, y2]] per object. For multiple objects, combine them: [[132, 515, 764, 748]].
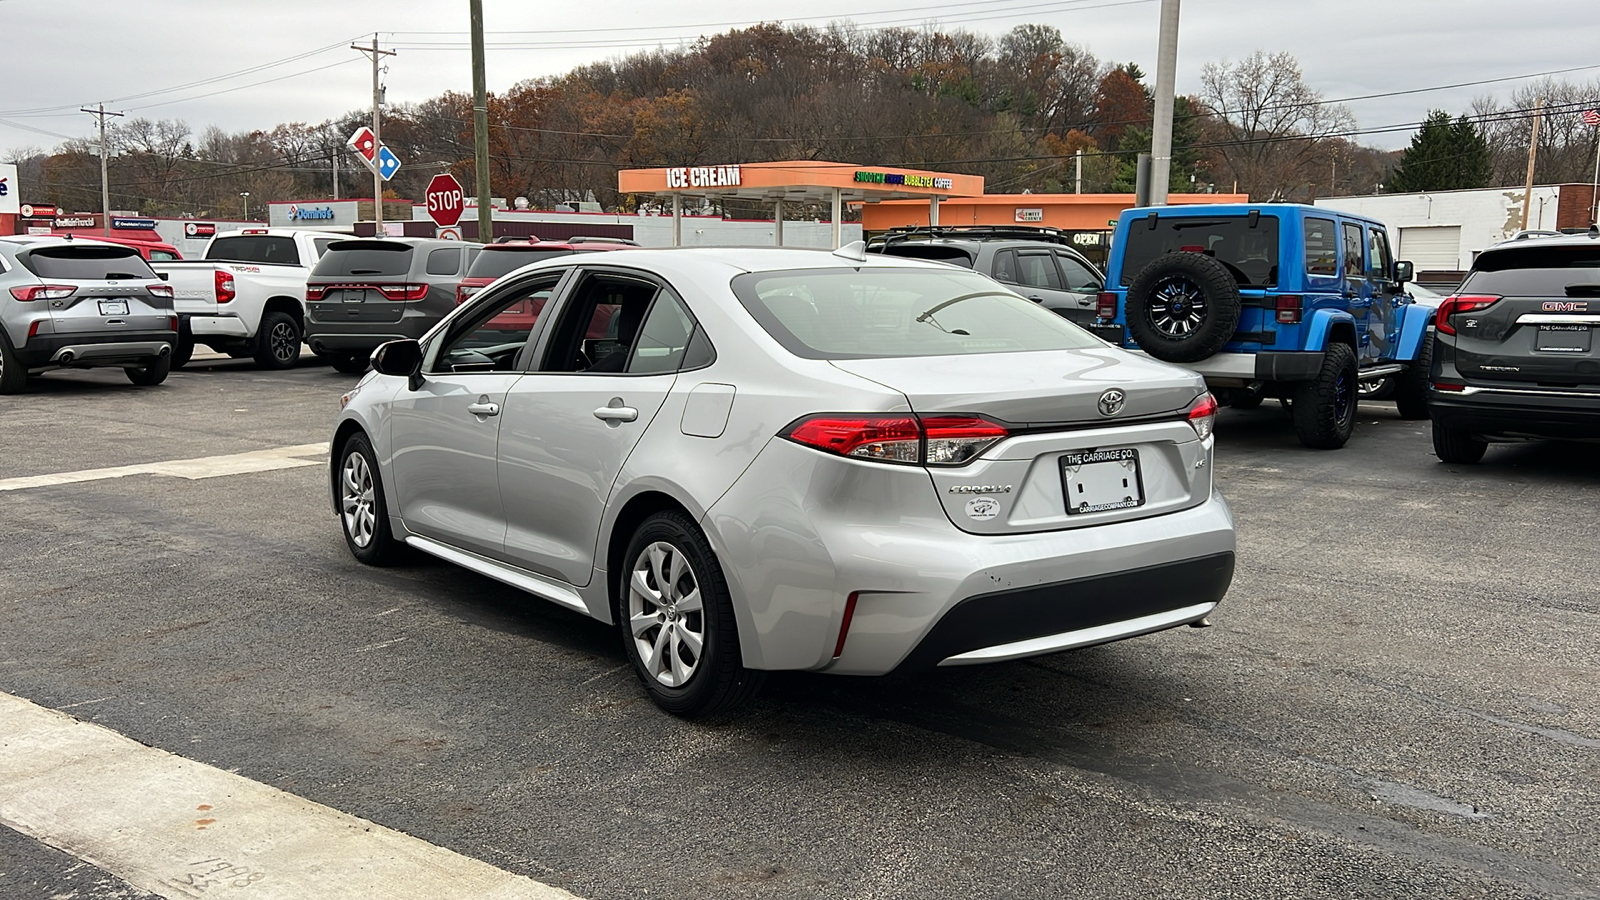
[[1097, 388, 1126, 417]]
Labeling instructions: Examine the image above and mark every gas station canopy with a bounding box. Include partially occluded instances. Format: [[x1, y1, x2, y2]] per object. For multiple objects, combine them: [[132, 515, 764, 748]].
[[617, 160, 983, 247]]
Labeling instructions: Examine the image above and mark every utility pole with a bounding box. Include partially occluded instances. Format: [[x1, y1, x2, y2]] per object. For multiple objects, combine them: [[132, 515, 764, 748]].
[[81, 103, 123, 236], [470, 0, 492, 243], [1520, 97, 1543, 231], [332, 149, 339, 200], [352, 36, 396, 234], [1147, 0, 1181, 206], [1074, 149, 1083, 194]]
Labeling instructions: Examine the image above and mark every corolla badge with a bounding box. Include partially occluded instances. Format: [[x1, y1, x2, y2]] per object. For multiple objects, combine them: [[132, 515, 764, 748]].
[[1097, 388, 1126, 417]]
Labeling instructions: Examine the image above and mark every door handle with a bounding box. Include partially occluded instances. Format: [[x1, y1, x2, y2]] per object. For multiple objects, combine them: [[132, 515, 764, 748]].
[[466, 401, 500, 417], [593, 406, 638, 422]]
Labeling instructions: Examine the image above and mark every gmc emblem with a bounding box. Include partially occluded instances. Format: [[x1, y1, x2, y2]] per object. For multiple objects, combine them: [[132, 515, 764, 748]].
[[1541, 301, 1589, 312]]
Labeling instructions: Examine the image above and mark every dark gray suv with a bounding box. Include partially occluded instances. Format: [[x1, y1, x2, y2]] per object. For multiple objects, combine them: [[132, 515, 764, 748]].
[[867, 226, 1106, 325], [304, 238, 482, 373]]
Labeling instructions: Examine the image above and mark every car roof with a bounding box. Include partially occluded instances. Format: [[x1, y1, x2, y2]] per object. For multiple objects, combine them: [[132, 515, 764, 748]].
[[1477, 230, 1600, 258], [1124, 202, 1381, 223], [506, 245, 969, 279]]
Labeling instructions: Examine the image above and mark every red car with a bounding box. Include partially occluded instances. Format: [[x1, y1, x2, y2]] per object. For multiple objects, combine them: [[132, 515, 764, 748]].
[[52, 233, 183, 261], [456, 240, 634, 336]]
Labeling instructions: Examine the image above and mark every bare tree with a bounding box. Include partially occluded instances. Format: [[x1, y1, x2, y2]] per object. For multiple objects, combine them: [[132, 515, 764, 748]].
[[1199, 51, 1355, 199]]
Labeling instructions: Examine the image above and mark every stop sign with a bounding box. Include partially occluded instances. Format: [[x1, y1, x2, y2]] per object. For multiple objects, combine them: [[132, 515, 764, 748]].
[[425, 174, 465, 227]]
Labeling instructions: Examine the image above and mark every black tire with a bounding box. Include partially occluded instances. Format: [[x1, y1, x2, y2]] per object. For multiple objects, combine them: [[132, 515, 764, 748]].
[[125, 353, 172, 386], [254, 310, 302, 369], [618, 511, 763, 719], [337, 432, 405, 565], [329, 352, 369, 374], [1393, 330, 1434, 420], [171, 320, 194, 369], [1292, 343, 1358, 450], [1432, 422, 1488, 464], [0, 330, 29, 395], [1124, 253, 1243, 363]]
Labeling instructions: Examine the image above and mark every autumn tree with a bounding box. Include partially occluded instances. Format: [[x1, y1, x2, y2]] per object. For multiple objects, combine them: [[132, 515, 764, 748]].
[[1198, 50, 1355, 199]]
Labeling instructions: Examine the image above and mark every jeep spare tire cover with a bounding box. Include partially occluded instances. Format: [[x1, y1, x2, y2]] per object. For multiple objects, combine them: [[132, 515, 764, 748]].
[[1124, 253, 1243, 363]]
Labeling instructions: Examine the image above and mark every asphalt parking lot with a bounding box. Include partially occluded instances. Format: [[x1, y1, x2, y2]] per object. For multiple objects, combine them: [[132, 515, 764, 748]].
[[2, 358, 1597, 899]]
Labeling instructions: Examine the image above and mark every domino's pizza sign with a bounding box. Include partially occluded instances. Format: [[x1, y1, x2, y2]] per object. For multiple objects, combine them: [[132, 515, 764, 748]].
[[0, 164, 17, 215], [289, 205, 336, 221]]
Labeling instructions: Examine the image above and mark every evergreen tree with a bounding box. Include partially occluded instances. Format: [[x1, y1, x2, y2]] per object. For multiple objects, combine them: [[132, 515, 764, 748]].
[[1388, 110, 1492, 192]]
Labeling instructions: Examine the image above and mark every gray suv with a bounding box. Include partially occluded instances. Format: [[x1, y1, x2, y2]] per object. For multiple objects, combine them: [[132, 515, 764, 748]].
[[304, 238, 482, 373], [0, 236, 177, 393], [868, 226, 1106, 325]]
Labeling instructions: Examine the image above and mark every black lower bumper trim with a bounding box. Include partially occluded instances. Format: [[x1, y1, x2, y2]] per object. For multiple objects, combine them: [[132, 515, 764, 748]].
[[1429, 395, 1600, 440], [1254, 351, 1323, 382], [18, 331, 176, 368], [893, 552, 1235, 672]]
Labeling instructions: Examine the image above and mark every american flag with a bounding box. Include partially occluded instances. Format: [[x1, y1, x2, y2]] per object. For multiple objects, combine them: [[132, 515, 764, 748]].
[[1583, 108, 1600, 126]]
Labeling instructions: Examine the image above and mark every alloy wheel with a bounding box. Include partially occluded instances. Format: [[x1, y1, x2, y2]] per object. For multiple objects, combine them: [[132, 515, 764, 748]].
[[271, 321, 298, 363], [341, 451, 376, 548], [628, 541, 705, 688], [1146, 275, 1209, 338]]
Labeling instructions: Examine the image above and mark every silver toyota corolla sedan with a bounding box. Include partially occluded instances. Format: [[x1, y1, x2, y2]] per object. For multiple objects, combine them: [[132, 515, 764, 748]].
[[330, 245, 1236, 717]]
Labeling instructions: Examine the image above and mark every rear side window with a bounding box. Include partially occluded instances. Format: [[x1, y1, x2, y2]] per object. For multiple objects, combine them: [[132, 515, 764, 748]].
[[205, 235, 301, 266], [21, 246, 155, 280], [1304, 217, 1339, 276], [731, 267, 1103, 360], [426, 248, 462, 276], [1120, 215, 1280, 288], [628, 288, 696, 375], [466, 248, 576, 279], [873, 245, 976, 268], [149, 249, 181, 261], [1463, 245, 1600, 297], [313, 242, 414, 277]]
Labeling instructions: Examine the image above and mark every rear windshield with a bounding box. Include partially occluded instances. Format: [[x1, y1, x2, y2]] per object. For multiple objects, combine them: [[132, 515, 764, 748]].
[[205, 235, 302, 266], [313, 242, 415, 277], [1463, 244, 1600, 297], [1119, 214, 1280, 287], [730, 267, 1103, 360], [466, 248, 576, 279], [871, 245, 976, 268], [21, 246, 156, 280]]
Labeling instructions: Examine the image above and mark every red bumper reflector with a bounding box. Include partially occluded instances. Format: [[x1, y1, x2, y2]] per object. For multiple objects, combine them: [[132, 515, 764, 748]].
[[833, 592, 861, 659]]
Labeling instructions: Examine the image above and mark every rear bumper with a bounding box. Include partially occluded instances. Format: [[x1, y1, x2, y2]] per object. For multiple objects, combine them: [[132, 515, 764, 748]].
[[18, 331, 175, 368], [1121, 345, 1324, 384], [186, 313, 252, 338], [307, 317, 433, 355], [306, 332, 414, 354], [892, 552, 1234, 672], [1428, 386, 1600, 440]]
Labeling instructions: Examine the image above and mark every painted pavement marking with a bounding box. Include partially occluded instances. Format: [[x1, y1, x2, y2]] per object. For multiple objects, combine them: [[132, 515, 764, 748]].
[[0, 444, 330, 493]]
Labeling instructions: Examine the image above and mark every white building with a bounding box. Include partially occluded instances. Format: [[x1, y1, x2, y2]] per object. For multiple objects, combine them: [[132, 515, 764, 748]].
[[1315, 184, 1596, 279]]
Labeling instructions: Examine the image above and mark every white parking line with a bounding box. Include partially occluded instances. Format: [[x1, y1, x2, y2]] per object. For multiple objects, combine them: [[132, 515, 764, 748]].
[[0, 692, 581, 900], [0, 444, 330, 493]]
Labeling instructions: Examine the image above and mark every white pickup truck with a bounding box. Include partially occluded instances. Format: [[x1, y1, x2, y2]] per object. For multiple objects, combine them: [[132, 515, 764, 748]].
[[150, 229, 344, 368]]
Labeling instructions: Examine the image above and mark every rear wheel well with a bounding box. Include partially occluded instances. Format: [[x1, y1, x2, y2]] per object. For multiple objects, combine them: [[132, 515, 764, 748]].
[[605, 492, 696, 622], [1325, 322, 1357, 353], [263, 296, 303, 330]]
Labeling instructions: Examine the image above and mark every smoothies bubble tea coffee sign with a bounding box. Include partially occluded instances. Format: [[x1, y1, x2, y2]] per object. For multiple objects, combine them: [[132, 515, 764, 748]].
[[853, 170, 954, 190]]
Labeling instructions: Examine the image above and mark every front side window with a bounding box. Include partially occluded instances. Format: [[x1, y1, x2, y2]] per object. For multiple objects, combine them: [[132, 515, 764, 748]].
[[431, 274, 562, 374], [1119, 214, 1281, 288], [732, 267, 1104, 360], [1304, 217, 1339, 277]]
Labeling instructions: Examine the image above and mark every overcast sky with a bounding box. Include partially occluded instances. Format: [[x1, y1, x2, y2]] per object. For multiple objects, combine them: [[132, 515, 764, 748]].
[[2, 0, 1596, 162]]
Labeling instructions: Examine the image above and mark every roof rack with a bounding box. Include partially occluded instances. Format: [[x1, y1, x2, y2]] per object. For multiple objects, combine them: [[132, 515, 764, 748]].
[[566, 235, 640, 245], [872, 224, 1070, 247]]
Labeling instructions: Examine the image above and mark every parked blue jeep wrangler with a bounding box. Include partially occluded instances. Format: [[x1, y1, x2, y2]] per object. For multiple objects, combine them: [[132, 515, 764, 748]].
[[1091, 203, 1438, 449]]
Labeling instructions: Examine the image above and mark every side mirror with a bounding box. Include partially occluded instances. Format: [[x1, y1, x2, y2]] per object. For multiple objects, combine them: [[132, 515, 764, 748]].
[[157, 272, 170, 281], [372, 339, 423, 389], [1395, 261, 1414, 285]]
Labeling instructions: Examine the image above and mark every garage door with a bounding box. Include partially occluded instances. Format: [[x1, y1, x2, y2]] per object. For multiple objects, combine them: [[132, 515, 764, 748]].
[[1398, 226, 1461, 271]]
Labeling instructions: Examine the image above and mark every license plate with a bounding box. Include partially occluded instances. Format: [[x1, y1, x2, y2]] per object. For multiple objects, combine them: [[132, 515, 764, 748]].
[[342, 290, 366, 303], [1536, 325, 1591, 353], [98, 299, 129, 316], [1062, 448, 1144, 515]]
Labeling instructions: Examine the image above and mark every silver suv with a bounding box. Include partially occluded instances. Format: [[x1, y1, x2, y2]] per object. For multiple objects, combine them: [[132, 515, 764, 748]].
[[0, 236, 177, 393], [331, 246, 1236, 718]]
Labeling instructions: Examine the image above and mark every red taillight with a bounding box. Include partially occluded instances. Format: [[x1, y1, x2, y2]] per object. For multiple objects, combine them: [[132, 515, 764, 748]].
[[378, 283, 428, 301], [1274, 294, 1302, 324], [1096, 291, 1118, 320], [1435, 294, 1499, 336], [9, 284, 75, 302], [456, 283, 482, 304], [147, 283, 174, 299], [305, 285, 328, 301], [214, 269, 236, 304], [783, 414, 1008, 466], [1186, 392, 1218, 441]]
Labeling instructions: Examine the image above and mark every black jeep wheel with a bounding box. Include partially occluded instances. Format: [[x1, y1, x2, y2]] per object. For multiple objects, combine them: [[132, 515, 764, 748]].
[[1292, 343, 1358, 450], [1124, 253, 1243, 363], [1393, 330, 1434, 420]]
